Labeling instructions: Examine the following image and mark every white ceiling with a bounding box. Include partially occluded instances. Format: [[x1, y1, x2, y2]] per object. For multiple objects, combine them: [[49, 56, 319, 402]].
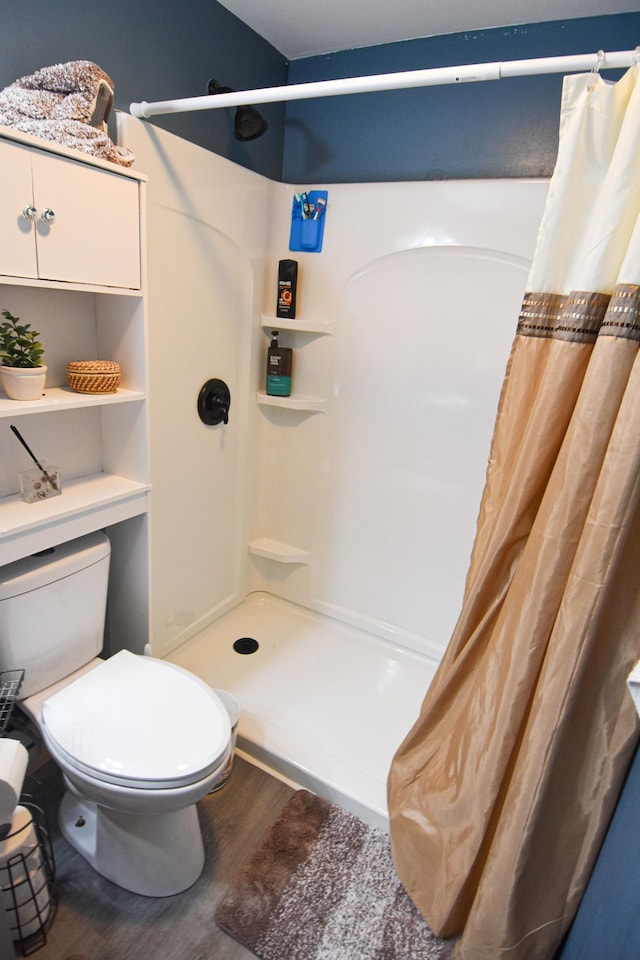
[[216, 0, 640, 59]]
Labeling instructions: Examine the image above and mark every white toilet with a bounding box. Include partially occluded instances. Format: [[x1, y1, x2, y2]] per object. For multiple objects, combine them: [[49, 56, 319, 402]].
[[0, 532, 232, 897]]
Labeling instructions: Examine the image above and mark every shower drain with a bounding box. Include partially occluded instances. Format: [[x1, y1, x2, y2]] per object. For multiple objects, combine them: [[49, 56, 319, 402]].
[[233, 637, 259, 655]]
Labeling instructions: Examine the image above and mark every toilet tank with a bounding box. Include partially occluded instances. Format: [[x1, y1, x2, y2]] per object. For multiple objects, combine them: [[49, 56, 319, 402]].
[[0, 532, 111, 699]]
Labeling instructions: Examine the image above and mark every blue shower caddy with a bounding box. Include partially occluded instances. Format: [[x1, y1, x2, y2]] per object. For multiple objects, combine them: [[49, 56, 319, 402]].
[[289, 190, 328, 254]]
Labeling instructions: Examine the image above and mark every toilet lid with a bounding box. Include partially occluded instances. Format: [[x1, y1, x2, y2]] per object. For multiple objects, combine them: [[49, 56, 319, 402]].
[[41, 651, 231, 789]]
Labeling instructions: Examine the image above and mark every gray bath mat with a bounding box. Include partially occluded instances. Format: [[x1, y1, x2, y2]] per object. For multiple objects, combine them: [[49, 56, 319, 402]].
[[215, 789, 454, 960]]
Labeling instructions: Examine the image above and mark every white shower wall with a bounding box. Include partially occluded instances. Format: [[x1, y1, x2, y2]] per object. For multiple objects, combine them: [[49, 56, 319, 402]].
[[118, 115, 273, 657], [253, 179, 549, 659], [119, 115, 548, 663]]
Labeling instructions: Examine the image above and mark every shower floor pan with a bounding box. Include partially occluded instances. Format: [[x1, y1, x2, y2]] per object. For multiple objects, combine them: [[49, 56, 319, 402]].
[[166, 591, 438, 830]]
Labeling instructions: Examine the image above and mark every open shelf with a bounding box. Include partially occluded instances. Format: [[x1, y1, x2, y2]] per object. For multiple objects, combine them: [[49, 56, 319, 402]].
[[0, 386, 144, 418], [0, 473, 150, 565]]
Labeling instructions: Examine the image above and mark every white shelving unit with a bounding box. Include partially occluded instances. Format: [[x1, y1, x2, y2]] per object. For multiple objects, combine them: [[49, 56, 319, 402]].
[[0, 127, 150, 650]]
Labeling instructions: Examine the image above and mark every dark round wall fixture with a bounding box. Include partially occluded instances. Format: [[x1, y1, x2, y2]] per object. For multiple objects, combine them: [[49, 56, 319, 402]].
[[197, 378, 230, 425], [233, 637, 259, 655]]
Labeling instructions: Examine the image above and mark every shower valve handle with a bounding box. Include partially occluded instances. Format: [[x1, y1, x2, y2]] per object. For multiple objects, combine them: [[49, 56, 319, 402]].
[[197, 378, 231, 426]]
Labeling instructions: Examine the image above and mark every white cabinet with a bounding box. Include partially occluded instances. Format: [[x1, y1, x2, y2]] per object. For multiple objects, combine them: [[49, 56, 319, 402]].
[[0, 137, 140, 289], [0, 139, 36, 281], [0, 129, 150, 652]]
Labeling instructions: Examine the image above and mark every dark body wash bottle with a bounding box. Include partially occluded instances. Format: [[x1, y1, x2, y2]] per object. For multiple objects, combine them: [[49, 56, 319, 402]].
[[266, 331, 292, 397], [276, 259, 298, 320]]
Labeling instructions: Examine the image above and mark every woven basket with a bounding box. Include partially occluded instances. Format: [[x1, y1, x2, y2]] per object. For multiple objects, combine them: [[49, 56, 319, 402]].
[[67, 360, 121, 394]]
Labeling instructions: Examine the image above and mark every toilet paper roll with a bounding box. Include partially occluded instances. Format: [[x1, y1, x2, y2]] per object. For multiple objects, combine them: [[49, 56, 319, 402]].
[[0, 740, 28, 828], [0, 807, 38, 870], [2, 872, 50, 940]]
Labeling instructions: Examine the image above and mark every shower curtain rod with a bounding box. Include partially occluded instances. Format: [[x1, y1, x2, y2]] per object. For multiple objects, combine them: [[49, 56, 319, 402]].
[[129, 49, 635, 119]]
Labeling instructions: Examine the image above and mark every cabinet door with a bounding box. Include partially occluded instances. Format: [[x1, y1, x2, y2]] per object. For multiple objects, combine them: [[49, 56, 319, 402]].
[[0, 139, 39, 279], [32, 150, 141, 289]]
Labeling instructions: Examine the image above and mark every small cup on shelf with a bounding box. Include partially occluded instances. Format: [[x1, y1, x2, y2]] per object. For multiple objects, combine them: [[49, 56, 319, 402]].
[[19, 464, 61, 503]]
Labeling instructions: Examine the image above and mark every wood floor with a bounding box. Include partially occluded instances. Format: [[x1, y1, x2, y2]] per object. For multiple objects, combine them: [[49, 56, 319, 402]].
[[27, 756, 294, 960]]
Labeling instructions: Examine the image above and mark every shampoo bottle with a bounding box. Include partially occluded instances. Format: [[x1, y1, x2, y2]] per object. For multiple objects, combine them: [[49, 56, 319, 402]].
[[266, 331, 293, 397]]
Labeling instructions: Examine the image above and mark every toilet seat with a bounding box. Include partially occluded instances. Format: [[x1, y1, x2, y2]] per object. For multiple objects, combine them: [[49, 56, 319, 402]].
[[41, 651, 231, 790]]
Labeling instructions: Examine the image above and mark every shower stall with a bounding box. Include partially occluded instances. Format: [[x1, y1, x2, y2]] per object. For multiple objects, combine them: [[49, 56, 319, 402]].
[[119, 114, 548, 827]]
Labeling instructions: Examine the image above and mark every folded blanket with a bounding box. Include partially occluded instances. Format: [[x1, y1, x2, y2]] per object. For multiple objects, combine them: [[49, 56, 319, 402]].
[[0, 61, 134, 166]]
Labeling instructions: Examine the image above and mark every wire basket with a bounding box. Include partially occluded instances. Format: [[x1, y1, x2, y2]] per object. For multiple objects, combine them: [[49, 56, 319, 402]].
[[0, 785, 55, 956], [67, 360, 121, 394], [0, 673, 24, 738], [0, 673, 57, 954]]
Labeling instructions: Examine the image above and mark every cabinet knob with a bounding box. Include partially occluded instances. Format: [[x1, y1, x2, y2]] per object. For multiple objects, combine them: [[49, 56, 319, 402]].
[[22, 205, 37, 222], [40, 208, 56, 225]]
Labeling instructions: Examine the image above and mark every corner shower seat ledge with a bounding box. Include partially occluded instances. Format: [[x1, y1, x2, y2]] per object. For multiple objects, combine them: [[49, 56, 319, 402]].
[[248, 538, 311, 563]]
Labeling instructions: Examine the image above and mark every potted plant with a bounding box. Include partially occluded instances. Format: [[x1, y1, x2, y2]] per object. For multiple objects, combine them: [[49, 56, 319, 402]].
[[0, 309, 47, 400]]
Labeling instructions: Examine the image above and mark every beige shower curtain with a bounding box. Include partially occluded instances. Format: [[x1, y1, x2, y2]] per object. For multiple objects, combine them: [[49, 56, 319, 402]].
[[388, 65, 640, 960]]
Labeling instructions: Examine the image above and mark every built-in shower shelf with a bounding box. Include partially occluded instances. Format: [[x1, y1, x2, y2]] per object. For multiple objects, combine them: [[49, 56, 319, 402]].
[[260, 315, 333, 336], [248, 538, 311, 564], [257, 391, 326, 412]]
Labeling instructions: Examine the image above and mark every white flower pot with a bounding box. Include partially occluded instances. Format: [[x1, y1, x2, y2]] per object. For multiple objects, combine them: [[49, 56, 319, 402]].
[[0, 365, 47, 401]]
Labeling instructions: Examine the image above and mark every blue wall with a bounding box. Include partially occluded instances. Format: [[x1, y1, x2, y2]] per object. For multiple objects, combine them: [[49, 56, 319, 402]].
[[555, 744, 640, 960], [0, 7, 638, 183], [0, 0, 288, 180], [284, 13, 640, 183]]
